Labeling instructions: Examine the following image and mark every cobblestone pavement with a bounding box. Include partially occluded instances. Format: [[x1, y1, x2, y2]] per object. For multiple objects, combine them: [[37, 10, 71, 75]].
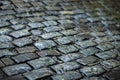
[[0, 0, 120, 80]]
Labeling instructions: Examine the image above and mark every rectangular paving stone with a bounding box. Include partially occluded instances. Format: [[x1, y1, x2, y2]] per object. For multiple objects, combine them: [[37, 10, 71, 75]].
[[5, 74, 27, 80], [37, 50, 61, 57], [0, 42, 14, 49], [80, 65, 105, 77], [60, 29, 77, 36], [28, 57, 56, 69], [90, 32, 106, 37], [81, 77, 106, 80], [56, 36, 75, 45], [52, 71, 82, 80], [43, 26, 62, 32], [10, 24, 25, 30], [96, 43, 114, 51], [59, 53, 81, 62], [43, 16, 59, 20], [0, 49, 15, 58], [45, 6, 61, 11], [80, 47, 100, 56], [58, 45, 78, 54], [76, 40, 96, 48], [1, 58, 14, 66], [101, 59, 120, 70], [0, 21, 10, 27], [96, 50, 117, 60], [28, 22, 44, 29], [27, 17, 43, 22], [10, 29, 30, 38], [0, 61, 5, 67], [13, 37, 33, 47], [0, 28, 12, 35], [51, 62, 80, 74], [34, 40, 57, 50], [23, 68, 53, 80], [76, 56, 99, 66], [41, 32, 62, 39], [12, 53, 38, 63], [42, 21, 58, 26], [0, 35, 12, 42], [58, 20, 73, 24], [3, 64, 31, 76]]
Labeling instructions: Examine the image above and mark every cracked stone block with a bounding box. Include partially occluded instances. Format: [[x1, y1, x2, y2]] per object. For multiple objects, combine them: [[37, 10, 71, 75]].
[[101, 59, 120, 70], [59, 53, 81, 62], [43, 26, 62, 32], [5, 74, 27, 80], [28, 22, 44, 29], [60, 29, 77, 36], [13, 37, 33, 47], [56, 36, 75, 44], [51, 62, 80, 74], [12, 53, 38, 63], [1, 58, 14, 66], [96, 50, 117, 60], [0, 28, 12, 35], [23, 68, 53, 80], [96, 43, 114, 51], [10, 29, 30, 38], [11, 24, 25, 30], [80, 47, 99, 56], [58, 45, 78, 54], [0, 35, 12, 42], [80, 65, 105, 77], [58, 20, 73, 24], [37, 50, 61, 57], [0, 49, 15, 58], [76, 56, 99, 65], [42, 21, 58, 26], [3, 64, 31, 76], [52, 71, 82, 80], [16, 46, 37, 53], [41, 32, 62, 39], [28, 57, 56, 69], [31, 29, 42, 36], [0, 42, 14, 49], [76, 40, 96, 48], [34, 40, 57, 50], [81, 77, 106, 80]]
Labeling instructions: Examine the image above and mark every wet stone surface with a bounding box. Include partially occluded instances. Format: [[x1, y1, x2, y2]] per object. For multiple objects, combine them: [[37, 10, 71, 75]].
[[0, 0, 120, 80]]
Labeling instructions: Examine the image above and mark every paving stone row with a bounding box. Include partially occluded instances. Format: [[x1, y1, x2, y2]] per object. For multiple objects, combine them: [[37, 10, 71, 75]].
[[0, 0, 120, 80]]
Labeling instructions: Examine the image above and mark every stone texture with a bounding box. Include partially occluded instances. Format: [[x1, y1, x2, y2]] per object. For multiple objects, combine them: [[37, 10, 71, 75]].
[[42, 21, 58, 26], [61, 29, 77, 36], [0, 42, 14, 49], [1, 58, 14, 66], [0, 35, 12, 42], [3, 64, 31, 76], [81, 77, 106, 80], [52, 71, 82, 80], [28, 57, 56, 69], [11, 24, 25, 30], [51, 62, 80, 74], [23, 68, 53, 80], [0, 28, 12, 35], [43, 26, 62, 32], [34, 40, 57, 50], [28, 22, 44, 29]]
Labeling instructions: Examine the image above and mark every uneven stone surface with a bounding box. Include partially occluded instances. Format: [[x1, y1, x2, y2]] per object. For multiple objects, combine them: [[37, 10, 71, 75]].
[[0, 0, 120, 80]]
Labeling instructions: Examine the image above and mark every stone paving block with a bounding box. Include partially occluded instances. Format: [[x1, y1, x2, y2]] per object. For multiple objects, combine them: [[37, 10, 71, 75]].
[[28, 22, 44, 29], [10, 24, 25, 30], [10, 29, 30, 38], [3, 64, 31, 76], [23, 68, 54, 80], [81, 77, 106, 80], [0, 61, 5, 67], [0, 49, 15, 58], [27, 17, 43, 22], [31, 29, 42, 36], [59, 53, 81, 62], [76, 56, 99, 65], [0, 42, 14, 49], [96, 50, 117, 60], [42, 21, 58, 26], [101, 59, 120, 70], [28, 57, 56, 69], [51, 62, 80, 74], [76, 40, 96, 48], [60, 29, 77, 36], [16, 46, 37, 53], [45, 6, 61, 11], [37, 50, 61, 57], [56, 36, 75, 44], [80, 47, 100, 56], [43, 26, 62, 32], [0, 35, 12, 42], [58, 20, 73, 24], [80, 65, 105, 77], [58, 45, 78, 54], [5, 74, 27, 80], [90, 31, 106, 37], [12, 53, 38, 63], [34, 40, 57, 50], [1, 58, 14, 66], [0, 21, 10, 27], [13, 37, 33, 47], [52, 71, 82, 80], [60, 23, 75, 29], [96, 43, 114, 51], [43, 16, 59, 20], [41, 32, 62, 39], [0, 28, 12, 35]]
